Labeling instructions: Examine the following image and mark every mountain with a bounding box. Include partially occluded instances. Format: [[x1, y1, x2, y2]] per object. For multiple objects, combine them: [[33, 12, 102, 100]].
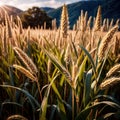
[[41, 7, 55, 13], [47, 0, 120, 28], [0, 5, 22, 17], [0, 1, 119, 29], [47, 1, 103, 28], [101, 0, 120, 19]]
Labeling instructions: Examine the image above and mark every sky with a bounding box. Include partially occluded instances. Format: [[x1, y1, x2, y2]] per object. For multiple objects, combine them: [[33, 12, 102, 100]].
[[0, 0, 82, 10]]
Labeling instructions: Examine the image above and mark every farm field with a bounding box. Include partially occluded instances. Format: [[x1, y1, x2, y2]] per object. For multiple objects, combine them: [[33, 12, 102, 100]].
[[0, 4, 120, 120]]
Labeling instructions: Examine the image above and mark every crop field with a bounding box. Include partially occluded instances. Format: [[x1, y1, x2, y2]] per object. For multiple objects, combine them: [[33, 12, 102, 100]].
[[0, 4, 120, 120]]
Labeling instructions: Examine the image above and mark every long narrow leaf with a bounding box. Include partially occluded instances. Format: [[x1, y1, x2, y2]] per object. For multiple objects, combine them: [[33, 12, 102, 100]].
[[75, 56, 87, 86], [83, 69, 92, 107], [49, 105, 57, 120], [48, 74, 62, 100], [40, 86, 50, 120], [0, 85, 40, 107], [0, 102, 23, 117], [40, 71, 66, 120], [75, 101, 120, 120], [43, 48, 72, 87], [79, 45, 96, 74], [71, 41, 78, 58]]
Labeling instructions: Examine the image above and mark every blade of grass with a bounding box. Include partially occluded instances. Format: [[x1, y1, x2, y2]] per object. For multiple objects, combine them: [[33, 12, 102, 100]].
[[42, 48, 72, 87], [83, 69, 92, 107], [71, 41, 78, 58], [0, 85, 40, 107], [75, 56, 87, 87], [40, 71, 66, 120], [79, 45, 96, 75], [75, 101, 120, 120]]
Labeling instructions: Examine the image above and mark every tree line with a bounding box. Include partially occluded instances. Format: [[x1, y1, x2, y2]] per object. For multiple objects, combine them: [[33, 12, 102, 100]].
[[0, 6, 52, 29], [19, 7, 52, 29]]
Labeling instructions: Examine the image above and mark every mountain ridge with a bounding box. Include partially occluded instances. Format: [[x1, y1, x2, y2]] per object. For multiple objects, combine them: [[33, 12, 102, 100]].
[[47, 1, 103, 28], [0, 5, 22, 17], [47, 0, 120, 28], [0, 0, 119, 29], [40, 7, 55, 13]]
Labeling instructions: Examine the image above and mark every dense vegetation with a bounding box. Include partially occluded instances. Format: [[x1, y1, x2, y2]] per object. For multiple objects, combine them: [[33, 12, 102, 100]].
[[0, 3, 120, 120], [19, 7, 52, 28], [0, 6, 52, 29]]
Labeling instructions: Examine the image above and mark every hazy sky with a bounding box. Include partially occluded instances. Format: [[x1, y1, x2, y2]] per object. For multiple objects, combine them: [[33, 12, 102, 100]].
[[0, 0, 82, 10]]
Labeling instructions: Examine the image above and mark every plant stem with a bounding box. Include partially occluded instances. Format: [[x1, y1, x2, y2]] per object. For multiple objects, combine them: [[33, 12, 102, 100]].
[[72, 86, 74, 120], [76, 95, 79, 114], [37, 80, 42, 102]]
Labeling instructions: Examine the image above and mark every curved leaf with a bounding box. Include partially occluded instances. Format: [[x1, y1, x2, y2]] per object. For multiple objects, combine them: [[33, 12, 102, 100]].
[[42, 48, 72, 87], [79, 45, 96, 74], [75, 101, 120, 120], [83, 69, 92, 107], [75, 56, 87, 86], [0, 85, 40, 108]]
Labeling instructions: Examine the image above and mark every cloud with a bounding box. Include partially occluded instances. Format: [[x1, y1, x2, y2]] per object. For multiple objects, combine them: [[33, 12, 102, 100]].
[[1, 0, 81, 10], [16, 1, 63, 10]]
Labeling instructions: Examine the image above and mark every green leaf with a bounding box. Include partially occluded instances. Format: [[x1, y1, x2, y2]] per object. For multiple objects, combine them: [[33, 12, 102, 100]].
[[48, 74, 62, 100], [0, 102, 23, 115], [40, 86, 50, 120], [75, 101, 120, 120], [43, 48, 72, 87], [57, 99, 67, 120], [49, 105, 57, 120], [0, 85, 40, 108], [91, 48, 110, 90], [43, 37, 59, 56], [75, 56, 87, 86], [71, 41, 78, 58], [95, 95, 120, 105], [9, 67, 14, 86], [83, 69, 92, 107], [79, 45, 96, 75], [0, 67, 9, 80], [97, 46, 112, 84], [40, 72, 66, 120]]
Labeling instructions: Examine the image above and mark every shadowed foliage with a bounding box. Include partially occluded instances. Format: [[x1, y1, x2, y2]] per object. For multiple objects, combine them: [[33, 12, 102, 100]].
[[19, 7, 52, 28]]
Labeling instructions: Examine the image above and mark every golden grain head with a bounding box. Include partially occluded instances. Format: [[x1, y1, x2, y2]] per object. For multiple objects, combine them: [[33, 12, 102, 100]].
[[47, 59, 52, 74], [100, 77, 120, 90], [60, 4, 69, 38], [113, 36, 119, 56], [98, 25, 119, 61], [72, 62, 78, 81], [106, 64, 120, 78], [7, 114, 28, 120], [13, 64, 37, 82], [64, 43, 71, 65], [93, 5, 102, 31], [13, 47, 38, 75]]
